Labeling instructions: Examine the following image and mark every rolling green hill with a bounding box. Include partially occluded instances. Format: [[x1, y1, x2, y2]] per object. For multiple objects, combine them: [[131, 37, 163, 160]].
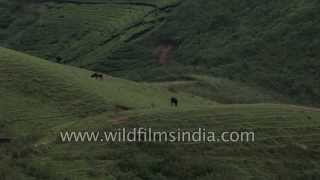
[[0, 0, 180, 67], [0, 47, 213, 135], [1, 0, 319, 106], [134, 0, 320, 106], [0, 47, 320, 179], [1, 0, 320, 179]]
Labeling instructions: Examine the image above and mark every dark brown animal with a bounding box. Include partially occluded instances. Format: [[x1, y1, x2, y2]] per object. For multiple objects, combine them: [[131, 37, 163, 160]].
[[56, 56, 62, 63], [171, 97, 178, 107], [0, 137, 11, 144]]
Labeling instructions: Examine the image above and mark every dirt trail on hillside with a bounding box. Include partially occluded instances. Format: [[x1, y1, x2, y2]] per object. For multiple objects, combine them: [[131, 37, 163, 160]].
[[110, 116, 129, 125], [152, 81, 196, 86], [288, 105, 320, 112]]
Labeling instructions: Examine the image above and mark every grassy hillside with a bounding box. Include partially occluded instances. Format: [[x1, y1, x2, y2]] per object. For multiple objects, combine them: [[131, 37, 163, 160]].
[[0, 47, 212, 135], [0, 47, 320, 180], [2, 103, 320, 180], [1, 0, 320, 179], [135, 0, 320, 105], [1, 0, 319, 106], [152, 75, 292, 104], [0, 0, 180, 66]]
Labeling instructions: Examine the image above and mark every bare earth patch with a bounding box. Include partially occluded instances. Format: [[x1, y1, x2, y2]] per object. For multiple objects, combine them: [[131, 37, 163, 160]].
[[154, 44, 174, 65]]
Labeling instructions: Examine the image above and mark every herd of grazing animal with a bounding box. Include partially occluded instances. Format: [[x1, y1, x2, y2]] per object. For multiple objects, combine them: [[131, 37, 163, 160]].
[[90, 72, 179, 108]]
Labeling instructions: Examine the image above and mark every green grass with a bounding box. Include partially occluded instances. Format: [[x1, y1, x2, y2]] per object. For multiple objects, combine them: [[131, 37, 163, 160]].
[[137, 0, 320, 106], [0, 47, 213, 135], [1, 0, 319, 106], [1, 0, 320, 179], [0, 0, 179, 66], [2, 104, 320, 180], [1, 47, 320, 180], [152, 75, 291, 104]]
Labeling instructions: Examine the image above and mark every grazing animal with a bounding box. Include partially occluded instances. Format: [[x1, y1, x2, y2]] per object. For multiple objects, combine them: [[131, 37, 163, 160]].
[[0, 138, 11, 144], [91, 73, 103, 80], [56, 56, 62, 63], [171, 97, 178, 107]]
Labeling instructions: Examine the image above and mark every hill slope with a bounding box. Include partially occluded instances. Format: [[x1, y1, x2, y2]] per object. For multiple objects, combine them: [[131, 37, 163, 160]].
[[135, 0, 320, 105], [0, 47, 320, 179], [2, 103, 320, 180], [0, 47, 212, 135], [152, 75, 291, 104], [1, 0, 319, 106], [0, 0, 180, 67]]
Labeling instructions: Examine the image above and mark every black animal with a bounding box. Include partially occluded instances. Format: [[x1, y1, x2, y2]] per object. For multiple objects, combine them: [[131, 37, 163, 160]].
[[91, 73, 103, 80], [0, 138, 11, 144], [171, 97, 178, 107], [56, 56, 62, 63]]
